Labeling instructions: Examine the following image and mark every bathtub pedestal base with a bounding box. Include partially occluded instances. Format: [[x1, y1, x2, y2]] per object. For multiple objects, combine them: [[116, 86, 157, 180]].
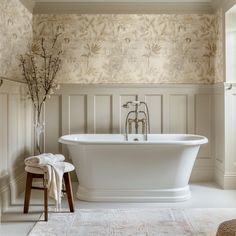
[[76, 185, 191, 202]]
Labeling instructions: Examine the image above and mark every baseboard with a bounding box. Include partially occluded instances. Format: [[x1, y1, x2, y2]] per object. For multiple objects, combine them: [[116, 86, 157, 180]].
[[10, 172, 26, 205], [190, 168, 214, 183], [214, 167, 224, 188], [214, 166, 236, 189], [0, 172, 26, 218], [222, 174, 236, 189]]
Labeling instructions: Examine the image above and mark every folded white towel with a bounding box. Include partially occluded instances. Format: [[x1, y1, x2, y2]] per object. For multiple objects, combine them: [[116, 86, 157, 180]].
[[25, 153, 65, 166], [44, 162, 65, 211], [25, 153, 66, 211]]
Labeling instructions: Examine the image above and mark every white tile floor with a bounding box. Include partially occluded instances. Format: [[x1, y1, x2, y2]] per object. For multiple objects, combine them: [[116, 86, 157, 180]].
[[1, 182, 236, 236]]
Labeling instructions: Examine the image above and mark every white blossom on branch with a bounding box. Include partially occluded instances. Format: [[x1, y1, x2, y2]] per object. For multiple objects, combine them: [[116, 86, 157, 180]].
[[20, 31, 63, 121]]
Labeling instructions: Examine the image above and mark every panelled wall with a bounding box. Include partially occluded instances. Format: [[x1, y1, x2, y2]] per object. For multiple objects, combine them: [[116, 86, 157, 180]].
[[213, 84, 225, 188], [215, 83, 236, 189], [0, 79, 33, 218], [44, 84, 214, 182]]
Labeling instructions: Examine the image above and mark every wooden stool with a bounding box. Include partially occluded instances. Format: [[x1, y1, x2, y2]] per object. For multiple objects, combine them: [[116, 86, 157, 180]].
[[216, 219, 236, 236], [23, 162, 75, 221]]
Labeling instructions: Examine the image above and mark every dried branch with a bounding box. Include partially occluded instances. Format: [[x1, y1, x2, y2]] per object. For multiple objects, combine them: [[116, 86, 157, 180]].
[[19, 31, 63, 121]]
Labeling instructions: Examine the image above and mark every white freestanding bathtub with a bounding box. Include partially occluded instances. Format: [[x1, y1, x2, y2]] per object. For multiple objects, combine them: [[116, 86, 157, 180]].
[[59, 134, 208, 202]]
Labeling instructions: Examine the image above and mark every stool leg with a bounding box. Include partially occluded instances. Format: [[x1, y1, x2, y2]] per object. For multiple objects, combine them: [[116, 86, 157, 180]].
[[43, 178, 48, 221], [63, 172, 74, 212], [23, 173, 33, 213]]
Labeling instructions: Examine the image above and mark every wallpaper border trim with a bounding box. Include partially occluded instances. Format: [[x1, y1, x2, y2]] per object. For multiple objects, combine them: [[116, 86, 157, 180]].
[[213, 0, 236, 12], [19, 0, 35, 13], [0, 77, 26, 84], [33, 2, 213, 14], [55, 83, 216, 89], [0, 78, 226, 87]]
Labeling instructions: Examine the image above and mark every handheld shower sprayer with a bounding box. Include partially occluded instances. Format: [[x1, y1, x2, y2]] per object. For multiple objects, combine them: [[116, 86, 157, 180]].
[[122, 101, 141, 108]]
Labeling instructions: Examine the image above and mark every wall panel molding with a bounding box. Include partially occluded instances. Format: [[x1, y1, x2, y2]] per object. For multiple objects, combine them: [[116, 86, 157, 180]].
[[212, 82, 236, 189], [169, 94, 188, 134], [0, 79, 33, 218], [44, 83, 214, 182], [94, 95, 113, 133], [223, 83, 236, 188]]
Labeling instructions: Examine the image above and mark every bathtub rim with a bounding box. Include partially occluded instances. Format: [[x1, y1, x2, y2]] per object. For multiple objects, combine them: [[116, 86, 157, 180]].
[[59, 133, 208, 146]]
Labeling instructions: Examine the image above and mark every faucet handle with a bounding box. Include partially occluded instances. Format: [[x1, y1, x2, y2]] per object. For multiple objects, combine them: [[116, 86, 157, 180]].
[[122, 103, 129, 108]]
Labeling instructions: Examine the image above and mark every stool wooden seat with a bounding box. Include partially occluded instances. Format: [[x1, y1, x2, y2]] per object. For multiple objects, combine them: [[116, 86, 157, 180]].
[[23, 162, 75, 221], [216, 219, 236, 236]]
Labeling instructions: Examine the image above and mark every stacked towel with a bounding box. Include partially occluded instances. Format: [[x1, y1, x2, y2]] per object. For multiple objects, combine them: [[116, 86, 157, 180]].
[[25, 153, 65, 166], [25, 153, 66, 211]]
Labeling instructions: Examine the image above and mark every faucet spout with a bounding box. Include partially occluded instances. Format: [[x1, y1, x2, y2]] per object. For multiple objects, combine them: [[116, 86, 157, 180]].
[[125, 111, 135, 141], [123, 100, 150, 141], [138, 111, 148, 141]]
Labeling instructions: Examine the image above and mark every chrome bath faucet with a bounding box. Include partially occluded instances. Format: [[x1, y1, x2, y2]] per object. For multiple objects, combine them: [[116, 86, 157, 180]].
[[122, 100, 150, 141]]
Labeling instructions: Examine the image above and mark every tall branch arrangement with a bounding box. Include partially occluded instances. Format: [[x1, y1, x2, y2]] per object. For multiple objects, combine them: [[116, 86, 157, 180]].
[[20, 32, 62, 121]]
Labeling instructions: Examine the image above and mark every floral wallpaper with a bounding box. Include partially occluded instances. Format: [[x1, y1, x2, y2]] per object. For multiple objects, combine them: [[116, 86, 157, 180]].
[[0, 0, 32, 80], [0, 5, 223, 85], [214, 8, 224, 83], [33, 14, 220, 84]]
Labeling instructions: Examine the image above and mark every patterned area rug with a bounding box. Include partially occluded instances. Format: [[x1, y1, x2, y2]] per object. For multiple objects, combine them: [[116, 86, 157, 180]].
[[29, 208, 236, 235]]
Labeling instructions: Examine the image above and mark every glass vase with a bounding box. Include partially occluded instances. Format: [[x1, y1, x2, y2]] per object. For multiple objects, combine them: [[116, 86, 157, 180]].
[[34, 108, 45, 154]]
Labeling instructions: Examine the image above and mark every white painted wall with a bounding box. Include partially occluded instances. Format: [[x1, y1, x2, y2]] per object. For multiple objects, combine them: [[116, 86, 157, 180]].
[[223, 83, 236, 188], [0, 79, 33, 220], [226, 31, 236, 82], [213, 82, 236, 189], [226, 9, 236, 82], [213, 83, 225, 187]]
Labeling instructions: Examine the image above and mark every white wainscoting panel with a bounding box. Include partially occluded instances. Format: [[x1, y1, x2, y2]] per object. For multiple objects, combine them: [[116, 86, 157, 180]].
[[223, 84, 236, 188], [45, 95, 61, 154], [0, 94, 8, 177], [69, 95, 87, 134], [195, 94, 212, 159], [213, 87, 225, 169], [145, 95, 163, 134], [42, 84, 214, 182], [213, 83, 236, 189], [0, 79, 33, 217], [169, 94, 188, 134], [230, 94, 236, 166], [94, 95, 112, 133]]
